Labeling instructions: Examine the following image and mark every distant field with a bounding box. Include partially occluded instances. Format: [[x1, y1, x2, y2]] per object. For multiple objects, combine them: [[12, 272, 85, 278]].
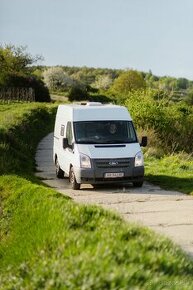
[[0, 102, 193, 289]]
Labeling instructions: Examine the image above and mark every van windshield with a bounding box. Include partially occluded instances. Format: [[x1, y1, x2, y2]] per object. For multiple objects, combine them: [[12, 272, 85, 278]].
[[73, 121, 137, 144]]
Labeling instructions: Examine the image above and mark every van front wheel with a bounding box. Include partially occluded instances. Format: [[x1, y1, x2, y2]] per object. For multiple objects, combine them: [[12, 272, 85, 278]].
[[69, 167, 80, 190]]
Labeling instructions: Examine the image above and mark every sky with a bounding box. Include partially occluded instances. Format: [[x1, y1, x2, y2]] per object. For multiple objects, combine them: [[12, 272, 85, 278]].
[[1, 0, 193, 80]]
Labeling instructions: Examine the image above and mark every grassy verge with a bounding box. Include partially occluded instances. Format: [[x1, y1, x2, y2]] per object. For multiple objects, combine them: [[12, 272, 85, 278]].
[[0, 102, 193, 289], [1, 176, 193, 289], [0, 102, 56, 176], [145, 153, 193, 195]]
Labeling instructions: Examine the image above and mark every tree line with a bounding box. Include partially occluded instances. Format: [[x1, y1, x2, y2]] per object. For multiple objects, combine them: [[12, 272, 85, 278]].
[[41, 65, 193, 104], [1, 44, 193, 104]]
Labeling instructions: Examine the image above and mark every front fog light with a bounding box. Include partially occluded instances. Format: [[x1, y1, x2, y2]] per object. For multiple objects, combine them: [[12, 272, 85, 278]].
[[80, 154, 91, 168], [135, 151, 144, 167]]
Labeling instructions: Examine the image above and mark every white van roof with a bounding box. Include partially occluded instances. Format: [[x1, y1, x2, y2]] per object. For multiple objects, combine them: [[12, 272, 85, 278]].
[[57, 102, 132, 121]]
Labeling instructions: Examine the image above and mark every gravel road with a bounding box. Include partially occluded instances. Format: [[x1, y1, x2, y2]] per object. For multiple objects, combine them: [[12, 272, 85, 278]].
[[36, 132, 193, 257]]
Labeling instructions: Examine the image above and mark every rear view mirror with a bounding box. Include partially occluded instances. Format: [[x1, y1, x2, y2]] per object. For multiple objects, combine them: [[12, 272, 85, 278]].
[[63, 138, 69, 149], [140, 136, 147, 147]]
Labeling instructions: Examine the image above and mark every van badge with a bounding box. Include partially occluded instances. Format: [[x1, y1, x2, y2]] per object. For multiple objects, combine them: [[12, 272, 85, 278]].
[[109, 161, 118, 166]]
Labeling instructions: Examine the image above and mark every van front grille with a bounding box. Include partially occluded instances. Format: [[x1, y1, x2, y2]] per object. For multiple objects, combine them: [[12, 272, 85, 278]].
[[94, 158, 131, 169]]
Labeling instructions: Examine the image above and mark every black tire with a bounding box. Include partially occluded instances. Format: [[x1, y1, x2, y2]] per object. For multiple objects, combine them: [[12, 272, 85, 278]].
[[133, 181, 143, 188], [55, 157, 64, 179], [69, 167, 80, 190]]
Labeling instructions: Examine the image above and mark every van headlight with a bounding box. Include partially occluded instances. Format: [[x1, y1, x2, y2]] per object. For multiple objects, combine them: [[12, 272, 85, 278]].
[[80, 153, 91, 168], [134, 151, 144, 167]]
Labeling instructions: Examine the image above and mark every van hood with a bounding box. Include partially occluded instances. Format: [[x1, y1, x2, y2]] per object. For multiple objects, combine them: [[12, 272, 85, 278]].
[[76, 143, 141, 159]]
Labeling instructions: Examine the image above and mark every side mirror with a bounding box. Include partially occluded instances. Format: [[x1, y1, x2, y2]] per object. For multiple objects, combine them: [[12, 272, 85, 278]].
[[140, 136, 147, 147], [63, 138, 69, 149]]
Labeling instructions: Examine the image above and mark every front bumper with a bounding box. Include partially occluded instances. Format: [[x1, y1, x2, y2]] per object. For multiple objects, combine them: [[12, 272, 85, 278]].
[[74, 157, 144, 184]]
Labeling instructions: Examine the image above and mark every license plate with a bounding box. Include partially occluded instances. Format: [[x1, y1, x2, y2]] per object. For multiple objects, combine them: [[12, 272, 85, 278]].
[[104, 172, 124, 178]]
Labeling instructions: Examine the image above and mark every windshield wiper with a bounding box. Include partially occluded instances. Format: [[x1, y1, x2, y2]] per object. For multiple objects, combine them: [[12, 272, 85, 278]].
[[103, 140, 137, 144], [103, 140, 126, 144]]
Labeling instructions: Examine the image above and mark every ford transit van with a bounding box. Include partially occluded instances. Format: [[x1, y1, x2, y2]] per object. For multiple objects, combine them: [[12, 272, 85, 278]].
[[53, 102, 147, 189]]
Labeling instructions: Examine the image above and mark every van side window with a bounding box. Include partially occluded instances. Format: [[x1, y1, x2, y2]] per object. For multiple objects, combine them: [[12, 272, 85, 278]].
[[60, 125, 65, 136], [66, 122, 73, 146]]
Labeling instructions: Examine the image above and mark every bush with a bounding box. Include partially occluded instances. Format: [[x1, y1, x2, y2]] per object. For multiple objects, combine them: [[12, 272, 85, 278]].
[[110, 70, 146, 95], [88, 93, 112, 103], [122, 90, 193, 154], [68, 87, 113, 103], [68, 86, 88, 101]]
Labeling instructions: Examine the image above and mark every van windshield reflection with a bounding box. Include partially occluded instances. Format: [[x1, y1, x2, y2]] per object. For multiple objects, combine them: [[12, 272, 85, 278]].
[[74, 121, 137, 144]]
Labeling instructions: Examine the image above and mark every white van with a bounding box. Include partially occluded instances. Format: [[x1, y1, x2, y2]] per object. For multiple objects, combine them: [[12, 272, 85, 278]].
[[53, 102, 147, 190]]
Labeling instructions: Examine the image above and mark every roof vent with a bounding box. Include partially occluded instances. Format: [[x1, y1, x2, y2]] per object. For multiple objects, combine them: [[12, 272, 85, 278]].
[[85, 102, 102, 106]]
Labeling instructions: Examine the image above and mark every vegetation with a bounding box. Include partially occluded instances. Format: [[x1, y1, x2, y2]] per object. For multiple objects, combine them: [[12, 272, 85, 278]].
[[110, 70, 146, 95], [118, 89, 193, 194], [1, 176, 193, 289], [1, 103, 193, 289], [32, 64, 193, 103], [0, 45, 50, 102], [122, 90, 193, 154], [145, 153, 193, 195], [43, 67, 76, 92], [0, 102, 56, 175]]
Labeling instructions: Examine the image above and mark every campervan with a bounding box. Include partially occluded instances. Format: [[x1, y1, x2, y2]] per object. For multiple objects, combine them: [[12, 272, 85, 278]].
[[53, 102, 147, 189]]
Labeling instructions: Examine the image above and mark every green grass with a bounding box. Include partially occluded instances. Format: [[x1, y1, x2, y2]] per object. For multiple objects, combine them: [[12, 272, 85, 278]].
[[0, 102, 57, 176], [0, 102, 193, 289], [145, 153, 193, 195], [1, 176, 193, 289]]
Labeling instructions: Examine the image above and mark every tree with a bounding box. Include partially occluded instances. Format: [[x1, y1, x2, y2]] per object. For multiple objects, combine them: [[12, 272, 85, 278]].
[[0, 44, 42, 84], [68, 85, 88, 102], [111, 70, 146, 94], [93, 74, 113, 90], [43, 67, 74, 91], [71, 69, 95, 88], [0, 44, 50, 102]]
